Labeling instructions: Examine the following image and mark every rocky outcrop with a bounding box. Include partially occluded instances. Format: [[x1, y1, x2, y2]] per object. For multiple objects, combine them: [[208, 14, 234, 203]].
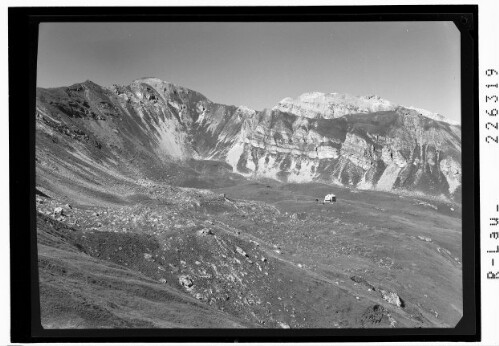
[[227, 106, 461, 198], [35, 78, 461, 199], [380, 290, 404, 308], [274, 92, 397, 119]]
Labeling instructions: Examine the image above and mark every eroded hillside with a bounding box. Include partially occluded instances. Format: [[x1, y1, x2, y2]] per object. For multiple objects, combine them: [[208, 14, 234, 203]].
[[35, 78, 462, 329]]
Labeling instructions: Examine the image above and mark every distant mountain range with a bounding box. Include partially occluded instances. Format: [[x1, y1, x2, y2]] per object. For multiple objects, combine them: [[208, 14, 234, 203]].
[[274, 92, 459, 125], [36, 77, 461, 200]]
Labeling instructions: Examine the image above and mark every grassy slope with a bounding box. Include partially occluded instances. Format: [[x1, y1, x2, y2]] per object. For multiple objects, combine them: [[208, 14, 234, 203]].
[[38, 213, 254, 328], [213, 181, 462, 327]]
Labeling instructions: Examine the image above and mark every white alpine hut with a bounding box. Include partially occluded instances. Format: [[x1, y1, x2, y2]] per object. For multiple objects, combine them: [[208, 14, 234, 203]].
[[324, 193, 336, 203]]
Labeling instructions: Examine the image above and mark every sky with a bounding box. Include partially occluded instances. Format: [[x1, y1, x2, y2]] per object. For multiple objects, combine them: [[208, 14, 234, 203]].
[[37, 22, 461, 122]]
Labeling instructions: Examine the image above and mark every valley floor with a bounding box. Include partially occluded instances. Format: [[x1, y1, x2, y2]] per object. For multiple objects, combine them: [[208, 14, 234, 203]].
[[35, 171, 462, 329]]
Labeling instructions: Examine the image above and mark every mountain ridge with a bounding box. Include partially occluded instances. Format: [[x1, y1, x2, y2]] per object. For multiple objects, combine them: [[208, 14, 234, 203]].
[[273, 90, 458, 125], [112, 77, 459, 125], [36, 78, 462, 200]]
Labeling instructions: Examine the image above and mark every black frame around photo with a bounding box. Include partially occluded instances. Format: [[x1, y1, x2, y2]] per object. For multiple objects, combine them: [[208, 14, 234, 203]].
[[9, 5, 479, 343]]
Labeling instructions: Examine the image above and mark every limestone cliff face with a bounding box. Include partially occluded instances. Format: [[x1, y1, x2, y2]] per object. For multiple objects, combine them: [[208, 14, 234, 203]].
[[229, 107, 461, 199], [35, 78, 461, 199]]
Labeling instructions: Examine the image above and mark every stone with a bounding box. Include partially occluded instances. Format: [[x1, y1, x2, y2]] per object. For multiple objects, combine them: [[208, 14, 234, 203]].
[[350, 275, 376, 291], [178, 275, 193, 288], [360, 304, 387, 326], [235, 246, 248, 257], [278, 322, 290, 329], [195, 293, 205, 301], [196, 228, 214, 236], [417, 235, 432, 242], [380, 290, 404, 308]]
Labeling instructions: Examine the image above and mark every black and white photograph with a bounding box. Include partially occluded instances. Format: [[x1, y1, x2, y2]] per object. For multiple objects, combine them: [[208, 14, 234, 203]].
[[31, 19, 467, 331]]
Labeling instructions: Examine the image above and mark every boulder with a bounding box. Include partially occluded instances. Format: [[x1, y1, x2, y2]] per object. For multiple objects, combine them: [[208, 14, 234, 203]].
[[53, 207, 64, 216], [196, 228, 214, 236], [417, 235, 432, 242], [360, 304, 387, 326], [195, 293, 208, 302], [235, 246, 248, 257], [278, 322, 290, 329], [350, 275, 376, 291], [178, 275, 193, 289], [380, 290, 404, 307]]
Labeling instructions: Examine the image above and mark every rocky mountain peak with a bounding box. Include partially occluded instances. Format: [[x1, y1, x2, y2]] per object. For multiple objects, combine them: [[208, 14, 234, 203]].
[[273, 91, 458, 126], [235, 105, 257, 117], [128, 78, 208, 102], [363, 94, 383, 100], [273, 91, 397, 119]]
